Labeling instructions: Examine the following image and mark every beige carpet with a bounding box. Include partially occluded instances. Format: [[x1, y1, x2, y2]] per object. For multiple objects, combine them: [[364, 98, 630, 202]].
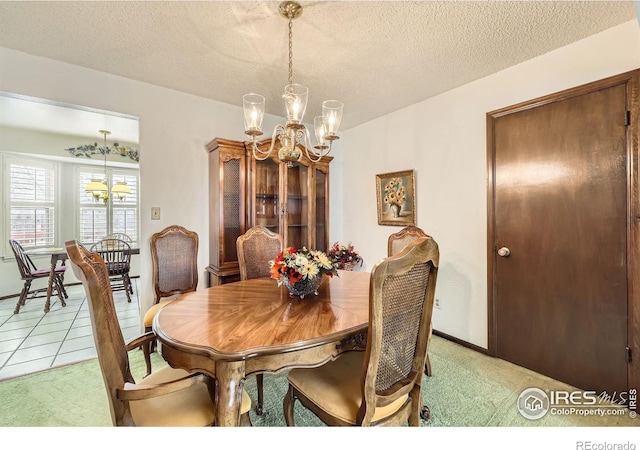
[[0, 335, 636, 427]]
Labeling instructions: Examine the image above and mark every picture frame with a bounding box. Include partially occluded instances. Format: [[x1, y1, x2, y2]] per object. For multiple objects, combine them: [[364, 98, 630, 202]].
[[376, 170, 416, 226]]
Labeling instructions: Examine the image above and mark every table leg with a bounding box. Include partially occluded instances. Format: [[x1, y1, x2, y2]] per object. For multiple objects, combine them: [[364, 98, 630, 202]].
[[215, 360, 246, 426], [44, 257, 57, 313]]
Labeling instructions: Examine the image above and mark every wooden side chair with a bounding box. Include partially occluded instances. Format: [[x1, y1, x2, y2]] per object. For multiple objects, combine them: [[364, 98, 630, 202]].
[[65, 239, 251, 426], [104, 232, 133, 243], [103, 234, 134, 295], [236, 225, 283, 415], [387, 225, 435, 377], [387, 225, 431, 257], [90, 238, 133, 303], [283, 237, 439, 426], [142, 225, 199, 377], [9, 239, 68, 314], [237, 225, 284, 281]]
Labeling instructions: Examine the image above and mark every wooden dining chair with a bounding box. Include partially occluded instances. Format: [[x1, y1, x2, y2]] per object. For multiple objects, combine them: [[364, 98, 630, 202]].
[[236, 225, 283, 415], [142, 225, 199, 377], [65, 239, 251, 426], [105, 234, 134, 296], [283, 237, 439, 426], [9, 239, 68, 314], [104, 232, 133, 243], [90, 238, 133, 303], [387, 225, 431, 257], [237, 225, 284, 281], [387, 225, 435, 377]]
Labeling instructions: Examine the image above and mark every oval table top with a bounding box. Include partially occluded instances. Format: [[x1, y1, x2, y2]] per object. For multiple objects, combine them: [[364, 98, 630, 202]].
[[154, 270, 371, 359]]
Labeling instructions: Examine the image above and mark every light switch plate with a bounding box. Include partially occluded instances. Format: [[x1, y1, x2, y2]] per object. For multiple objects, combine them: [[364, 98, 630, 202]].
[[151, 207, 160, 220]]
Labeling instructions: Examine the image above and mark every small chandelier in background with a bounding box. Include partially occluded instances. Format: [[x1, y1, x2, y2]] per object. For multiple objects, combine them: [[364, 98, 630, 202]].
[[67, 130, 132, 204], [243, 1, 343, 166]]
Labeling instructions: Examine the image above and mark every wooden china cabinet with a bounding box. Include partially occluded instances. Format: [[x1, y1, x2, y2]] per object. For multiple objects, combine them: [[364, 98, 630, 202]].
[[205, 137, 331, 286]]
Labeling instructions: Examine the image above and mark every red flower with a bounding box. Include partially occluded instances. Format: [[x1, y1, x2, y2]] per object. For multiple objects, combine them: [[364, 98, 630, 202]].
[[270, 261, 285, 280], [287, 269, 303, 284]]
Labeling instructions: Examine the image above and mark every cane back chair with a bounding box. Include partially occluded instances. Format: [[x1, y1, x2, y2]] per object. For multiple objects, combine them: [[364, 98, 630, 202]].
[[236, 225, 284, 415], [65, 239, 251, 426], [387, 226, 435, 376], [142, 225, 199, 377], [284, 237, 439, 426]]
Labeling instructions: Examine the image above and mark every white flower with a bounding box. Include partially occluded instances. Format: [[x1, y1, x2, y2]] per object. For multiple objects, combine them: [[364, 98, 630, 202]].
[[316, 253, 332, 269], [295, 254, 309, 268], [301, 264, 319, 278]]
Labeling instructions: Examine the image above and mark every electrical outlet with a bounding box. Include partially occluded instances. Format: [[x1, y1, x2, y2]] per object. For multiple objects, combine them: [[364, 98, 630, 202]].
[[151, 207, 161, 220], [434, 298, 441, 309]]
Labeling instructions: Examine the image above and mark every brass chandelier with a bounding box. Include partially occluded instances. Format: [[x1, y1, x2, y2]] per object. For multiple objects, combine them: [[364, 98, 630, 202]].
[[83, 130, 132, 204], [243, 1, 343, 166]]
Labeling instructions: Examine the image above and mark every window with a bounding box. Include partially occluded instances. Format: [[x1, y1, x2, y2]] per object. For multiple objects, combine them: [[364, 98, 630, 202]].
[[6, 157, 56, 250], [78, 168, 138, 245]]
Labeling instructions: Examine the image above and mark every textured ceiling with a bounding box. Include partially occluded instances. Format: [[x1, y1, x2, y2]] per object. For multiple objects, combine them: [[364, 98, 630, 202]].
[[0, 1, 636, 135]]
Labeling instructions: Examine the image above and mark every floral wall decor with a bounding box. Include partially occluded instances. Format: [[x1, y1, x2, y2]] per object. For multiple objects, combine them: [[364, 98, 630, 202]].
[[376, 169, 416, 226], [65, 142, 139, 162]]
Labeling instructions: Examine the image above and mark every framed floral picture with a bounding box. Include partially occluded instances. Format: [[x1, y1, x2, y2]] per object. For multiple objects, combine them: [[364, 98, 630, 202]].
[[376, 170, 416, 226]]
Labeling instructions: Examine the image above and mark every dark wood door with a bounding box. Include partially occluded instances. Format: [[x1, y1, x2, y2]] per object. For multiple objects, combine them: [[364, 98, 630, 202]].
[[489, 81, 629, 394]]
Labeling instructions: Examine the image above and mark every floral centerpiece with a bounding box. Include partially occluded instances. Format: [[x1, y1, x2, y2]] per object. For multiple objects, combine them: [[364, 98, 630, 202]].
[[328, 241, 363, 271], [383, 177, 406, 218], [269, 247, 339, 298]]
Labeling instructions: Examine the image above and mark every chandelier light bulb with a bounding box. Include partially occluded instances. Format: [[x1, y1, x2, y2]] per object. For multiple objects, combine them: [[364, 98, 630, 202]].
[[322, 100, 343, 138], [111, 181, 132, 201], [283, 84, 308, 124], [243, 93, 265, 135], [314, 116, 328, 150]]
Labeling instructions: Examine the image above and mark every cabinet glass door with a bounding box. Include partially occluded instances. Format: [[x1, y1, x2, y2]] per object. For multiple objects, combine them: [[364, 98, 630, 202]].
[[221, 157, 242, 264], [254, 158, 280, 234], [286, 162, 309, 249], [314, 167, 328, 252]]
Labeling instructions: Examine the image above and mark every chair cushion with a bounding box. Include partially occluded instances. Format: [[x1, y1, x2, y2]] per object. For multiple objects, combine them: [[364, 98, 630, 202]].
[[143, 300, 175, 327], [130, 367, 251, 426], [287, 351, 408, 424], [31, 266, 66, 277]]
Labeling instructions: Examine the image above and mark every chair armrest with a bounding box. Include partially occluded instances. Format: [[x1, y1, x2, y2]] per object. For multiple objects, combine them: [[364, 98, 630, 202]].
[[125, 331, 156, 351], [116, 373, 211, 401]]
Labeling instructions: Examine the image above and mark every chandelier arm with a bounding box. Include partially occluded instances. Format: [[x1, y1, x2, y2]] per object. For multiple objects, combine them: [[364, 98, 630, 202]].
[[301, 126, 324, 163], [250, 138, 269, 161], [251, 124, 284, 160]]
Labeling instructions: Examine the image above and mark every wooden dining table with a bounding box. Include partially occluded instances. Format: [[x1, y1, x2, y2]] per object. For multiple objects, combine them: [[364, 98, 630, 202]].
[[25, 246, 140, 313], [153, 269, 371, 426]]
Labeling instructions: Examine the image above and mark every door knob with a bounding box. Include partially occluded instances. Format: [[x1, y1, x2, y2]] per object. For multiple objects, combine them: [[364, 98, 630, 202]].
[[497, 247, 510, 257]]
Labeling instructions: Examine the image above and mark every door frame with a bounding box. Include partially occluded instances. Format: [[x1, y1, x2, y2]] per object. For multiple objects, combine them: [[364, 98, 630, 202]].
[[486, 69, 640, 389]]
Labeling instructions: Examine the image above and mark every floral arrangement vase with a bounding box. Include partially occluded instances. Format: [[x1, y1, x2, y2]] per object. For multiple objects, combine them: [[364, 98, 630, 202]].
[[282, 276, 324, 299]]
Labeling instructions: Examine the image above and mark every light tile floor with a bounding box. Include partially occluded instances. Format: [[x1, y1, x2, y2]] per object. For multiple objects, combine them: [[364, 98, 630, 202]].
[[0, 280, 140, 381]]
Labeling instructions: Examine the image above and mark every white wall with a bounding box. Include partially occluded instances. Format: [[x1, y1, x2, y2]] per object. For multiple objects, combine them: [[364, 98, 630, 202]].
[[0, 47, 324, 323], [343, 20, 640, 348]]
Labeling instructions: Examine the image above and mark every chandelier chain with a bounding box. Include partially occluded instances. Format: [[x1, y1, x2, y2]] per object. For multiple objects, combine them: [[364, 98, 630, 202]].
[[288, 16, 293, 85]]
